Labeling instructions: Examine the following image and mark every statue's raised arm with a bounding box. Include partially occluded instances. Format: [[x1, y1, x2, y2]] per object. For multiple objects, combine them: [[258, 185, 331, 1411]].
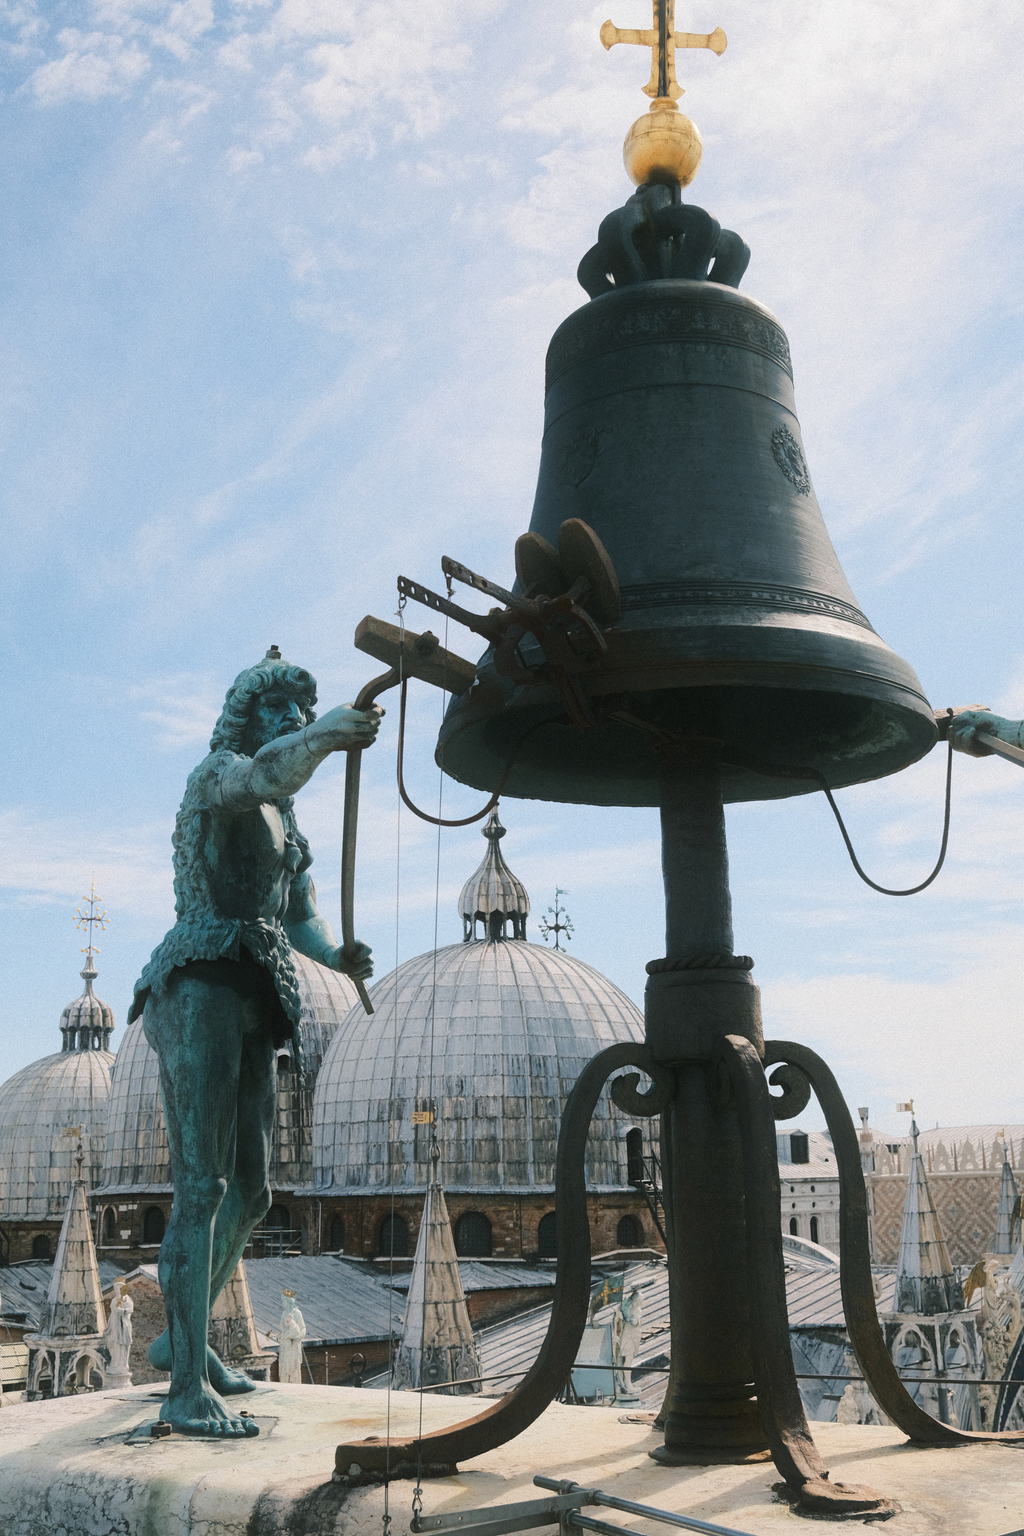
[[130, 647, 379, 1438], [948, 708, 1024, 760]]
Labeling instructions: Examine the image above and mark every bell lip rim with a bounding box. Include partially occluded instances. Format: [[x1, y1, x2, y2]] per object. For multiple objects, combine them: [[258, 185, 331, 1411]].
[[435, 666, 939, 809]]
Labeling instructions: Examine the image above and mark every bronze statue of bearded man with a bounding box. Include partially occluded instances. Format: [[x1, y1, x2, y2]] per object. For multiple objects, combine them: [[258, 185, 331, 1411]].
[[130, 647, 380, 1436]]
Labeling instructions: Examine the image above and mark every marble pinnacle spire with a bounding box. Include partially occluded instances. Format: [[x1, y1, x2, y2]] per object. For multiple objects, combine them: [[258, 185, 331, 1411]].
[[895, 1119, 963, 1315], [992, 1140, 1019, 1255], [393, 1148, 481, 1395], [44, 1147, 106, 1338]]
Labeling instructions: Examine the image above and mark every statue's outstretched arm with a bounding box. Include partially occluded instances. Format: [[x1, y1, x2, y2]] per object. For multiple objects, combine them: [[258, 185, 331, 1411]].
[[286, 871, 373, 982], [948, 709, 1024, 758], [215, 705, 381, 810]]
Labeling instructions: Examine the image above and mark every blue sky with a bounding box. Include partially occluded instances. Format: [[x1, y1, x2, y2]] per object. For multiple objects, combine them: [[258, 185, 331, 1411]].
[[1, 0, 1022, 1136]]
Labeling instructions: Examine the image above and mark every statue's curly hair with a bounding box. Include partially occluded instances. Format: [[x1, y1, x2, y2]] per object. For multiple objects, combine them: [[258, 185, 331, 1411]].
[[210, 660, 318, 754]]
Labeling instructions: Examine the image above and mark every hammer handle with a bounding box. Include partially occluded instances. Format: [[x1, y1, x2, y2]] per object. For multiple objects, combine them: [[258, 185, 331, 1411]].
[[340, 667, 401, 1016], [341, 749, 373, 1015], [976, 731, 1024, 768]]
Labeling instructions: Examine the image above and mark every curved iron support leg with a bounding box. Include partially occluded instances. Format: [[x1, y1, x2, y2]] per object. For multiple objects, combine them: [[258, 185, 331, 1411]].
[[717, 1035, 897, 1517], [334, 1043, 672, 1482], [766, 1039, 1024, 1448]]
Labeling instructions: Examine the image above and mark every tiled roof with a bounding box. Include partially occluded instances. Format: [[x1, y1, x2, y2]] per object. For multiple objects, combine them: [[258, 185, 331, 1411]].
[[240, 1255, 406, 1346], [0, 1258, 124, 1330]]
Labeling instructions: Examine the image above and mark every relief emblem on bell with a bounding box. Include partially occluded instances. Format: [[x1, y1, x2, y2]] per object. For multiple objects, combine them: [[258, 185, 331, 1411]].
[[560, 427, 611, 488], [771, 425, 812, 496]]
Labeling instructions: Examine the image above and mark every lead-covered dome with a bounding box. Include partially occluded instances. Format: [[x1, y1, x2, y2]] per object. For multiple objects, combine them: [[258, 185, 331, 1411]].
[[0, 956, 115, 1219], [312, 817, 645, 1194], [97, 953, 359, 1197]]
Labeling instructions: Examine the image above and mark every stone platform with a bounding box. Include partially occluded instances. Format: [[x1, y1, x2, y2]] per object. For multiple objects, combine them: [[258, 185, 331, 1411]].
[[2, 1382, 1024, 1536]]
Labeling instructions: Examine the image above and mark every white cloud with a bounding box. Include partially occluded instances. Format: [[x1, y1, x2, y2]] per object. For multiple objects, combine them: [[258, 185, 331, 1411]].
[[128, 673, 222, 751], [29, 28, 149, 104]]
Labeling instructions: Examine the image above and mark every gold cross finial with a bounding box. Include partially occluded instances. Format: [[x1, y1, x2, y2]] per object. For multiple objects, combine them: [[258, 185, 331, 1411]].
[[601, 2, 726, 101], [75, 879, 109, 959]]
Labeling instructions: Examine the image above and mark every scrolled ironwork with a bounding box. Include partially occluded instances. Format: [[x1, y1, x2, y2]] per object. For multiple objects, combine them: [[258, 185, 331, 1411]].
[[333, 1041, 657, 1481], [765, 1059, 811, 1122], [713, 1034, 895, 1515], [764, 1038, 1024, 1447], [610, 1056, 674, 1116]]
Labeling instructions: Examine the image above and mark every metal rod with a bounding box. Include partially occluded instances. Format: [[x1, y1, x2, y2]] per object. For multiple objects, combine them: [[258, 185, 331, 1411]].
[[535, 1479, 755, 1536], [976, 731, 1024, 767]]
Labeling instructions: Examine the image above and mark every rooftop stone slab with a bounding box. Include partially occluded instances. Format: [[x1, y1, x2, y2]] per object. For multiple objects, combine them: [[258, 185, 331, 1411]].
[[0, 1382, 1023, 1535]]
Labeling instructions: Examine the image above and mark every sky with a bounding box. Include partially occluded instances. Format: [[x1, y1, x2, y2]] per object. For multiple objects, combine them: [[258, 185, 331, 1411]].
[[1, 0, 1022, 1138]]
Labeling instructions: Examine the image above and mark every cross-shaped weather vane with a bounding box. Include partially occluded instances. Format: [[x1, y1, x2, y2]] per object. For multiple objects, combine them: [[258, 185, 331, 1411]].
[[75, 879, 109, 958], [601, 0, 726, 101], [539, 889, 574, 952], [598, 2, 728, 190]]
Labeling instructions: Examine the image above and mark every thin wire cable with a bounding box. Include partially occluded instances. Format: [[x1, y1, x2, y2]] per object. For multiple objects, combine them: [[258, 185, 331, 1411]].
[[720, 726, 955, 897], [413, 610, 449, 1506], [819, 737, 954, 896], [381, 602, 408, 1535]]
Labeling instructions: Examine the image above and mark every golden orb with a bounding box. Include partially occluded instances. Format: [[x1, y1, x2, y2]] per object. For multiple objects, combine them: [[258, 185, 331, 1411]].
[[623, 98, 703, 188]]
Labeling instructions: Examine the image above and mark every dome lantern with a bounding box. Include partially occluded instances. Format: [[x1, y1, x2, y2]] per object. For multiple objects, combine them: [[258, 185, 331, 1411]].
[[60, 952, 115, 1053], [458, 809, 530, 941]]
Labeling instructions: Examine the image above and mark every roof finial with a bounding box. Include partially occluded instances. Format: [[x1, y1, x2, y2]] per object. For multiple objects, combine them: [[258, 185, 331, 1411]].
[[601, 2, 726, 188], [75, 880, 108, 980], [539, 888, 574, 952]]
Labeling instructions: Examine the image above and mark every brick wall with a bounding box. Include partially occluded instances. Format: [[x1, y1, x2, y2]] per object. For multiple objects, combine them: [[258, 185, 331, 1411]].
[[290, 1190, 663, 1260]]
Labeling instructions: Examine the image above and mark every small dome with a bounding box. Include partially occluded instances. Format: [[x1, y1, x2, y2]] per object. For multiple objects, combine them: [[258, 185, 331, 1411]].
[[0, 956, 116, 1219], [313, 822, 644, 1193], [96, 953, 359, 1196], [59, 954, 115, 1052], [459, 811, 530, 941]]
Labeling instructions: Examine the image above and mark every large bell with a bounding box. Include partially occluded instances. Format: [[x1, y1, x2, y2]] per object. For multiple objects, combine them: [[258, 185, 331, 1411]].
[[439, 214, 935, 806]]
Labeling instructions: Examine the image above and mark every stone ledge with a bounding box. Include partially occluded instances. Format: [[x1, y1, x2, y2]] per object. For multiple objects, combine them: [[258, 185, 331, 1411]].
[[1, 1382, 1024, 1535]]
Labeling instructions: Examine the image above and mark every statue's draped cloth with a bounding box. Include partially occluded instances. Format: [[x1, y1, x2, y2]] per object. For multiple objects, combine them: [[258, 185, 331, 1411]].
[[130, 751, 308, 1060]]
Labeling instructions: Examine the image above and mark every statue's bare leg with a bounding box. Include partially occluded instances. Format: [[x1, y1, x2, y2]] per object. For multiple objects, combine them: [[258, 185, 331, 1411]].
[[143, 961, 271, 1436], [147, 1013, 276, 1396]]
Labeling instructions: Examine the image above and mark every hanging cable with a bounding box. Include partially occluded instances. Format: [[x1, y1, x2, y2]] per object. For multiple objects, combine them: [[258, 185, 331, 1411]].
[[396, 681, 549, 828], [720, 718, 954, 897], [817, 737, 953, 897], [413, 608, 450, 1514], [381, 599, 408, 1536]]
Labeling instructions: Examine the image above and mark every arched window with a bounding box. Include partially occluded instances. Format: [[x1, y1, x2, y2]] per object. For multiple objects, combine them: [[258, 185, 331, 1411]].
[[789, 1217, 798, 1236], [379, 1214, 409, 1257], [32, 1233, 50, 1260], [265, 1204, 291, 1230], [616, 1215, 642, 1248], [143, 1206, 165, 1245], [537, 1211, 557, 1258], [809, 1216, 819, 1245], [454, 1211, 493, 1258], [329, 1215, 345, 1252], [102, 1206, 116, 1244]]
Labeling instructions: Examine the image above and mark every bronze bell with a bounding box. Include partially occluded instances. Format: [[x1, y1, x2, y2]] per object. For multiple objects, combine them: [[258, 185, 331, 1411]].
[[438, 189, 936, 805]]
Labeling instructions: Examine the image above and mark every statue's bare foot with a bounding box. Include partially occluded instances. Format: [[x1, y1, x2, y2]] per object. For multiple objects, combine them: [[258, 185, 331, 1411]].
[[147, 1332, 258, 1395], [160, 1384, 259, 1438], [211, 1356, 260, 1395]]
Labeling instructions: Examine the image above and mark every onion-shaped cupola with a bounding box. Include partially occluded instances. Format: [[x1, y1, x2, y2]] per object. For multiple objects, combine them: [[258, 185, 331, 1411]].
[[59, 952, 115, 1053], [0, 913, 115, 1222], [458, 810, 530, 941]]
